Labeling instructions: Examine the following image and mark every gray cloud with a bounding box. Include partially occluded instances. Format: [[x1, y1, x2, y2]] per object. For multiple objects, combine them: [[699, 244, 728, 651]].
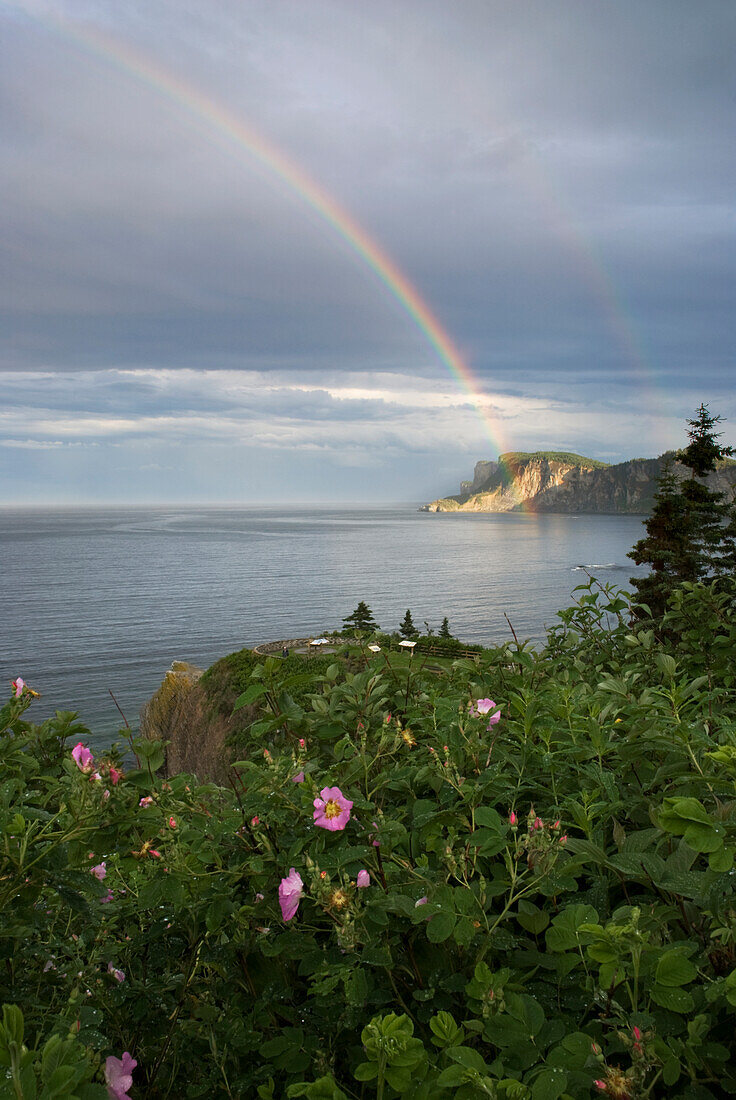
[[1, 0, 735, 499]]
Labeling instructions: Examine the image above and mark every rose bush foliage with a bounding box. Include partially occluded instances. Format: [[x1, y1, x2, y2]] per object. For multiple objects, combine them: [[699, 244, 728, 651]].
[[2, 578, 736, 1097]]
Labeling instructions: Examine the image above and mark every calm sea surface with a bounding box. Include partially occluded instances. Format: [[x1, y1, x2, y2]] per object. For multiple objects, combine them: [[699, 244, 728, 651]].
[[0, 506, 647, 750]]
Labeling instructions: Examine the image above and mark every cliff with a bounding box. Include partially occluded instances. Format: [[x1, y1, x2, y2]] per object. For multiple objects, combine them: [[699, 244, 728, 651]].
[[139, 652, 264, 783], [421, 452, 736, 514]]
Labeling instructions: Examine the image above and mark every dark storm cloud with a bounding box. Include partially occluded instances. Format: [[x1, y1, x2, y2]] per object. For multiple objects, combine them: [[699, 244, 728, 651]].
[[1, 0, 735, 499]]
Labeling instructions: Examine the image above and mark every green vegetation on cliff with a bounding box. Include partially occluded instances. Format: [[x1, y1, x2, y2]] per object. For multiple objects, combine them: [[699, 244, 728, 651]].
[[497, 450, 610, 469], [5, 572, 736, 1097]]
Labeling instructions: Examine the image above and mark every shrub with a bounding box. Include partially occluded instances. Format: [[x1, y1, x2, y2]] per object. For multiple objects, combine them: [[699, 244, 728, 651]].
[[3, 578, 736, 1096]]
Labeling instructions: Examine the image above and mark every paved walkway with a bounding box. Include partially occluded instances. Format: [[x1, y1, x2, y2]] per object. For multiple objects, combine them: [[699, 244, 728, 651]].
[[252, 636, 346, 657]]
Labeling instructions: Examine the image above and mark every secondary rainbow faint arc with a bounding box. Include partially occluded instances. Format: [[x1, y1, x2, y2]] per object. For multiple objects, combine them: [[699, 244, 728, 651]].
[[8, 3, 511, 458]]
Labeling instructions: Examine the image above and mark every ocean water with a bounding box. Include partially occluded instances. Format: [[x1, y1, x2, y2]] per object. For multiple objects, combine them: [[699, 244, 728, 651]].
[[0, 505, 647, 749]]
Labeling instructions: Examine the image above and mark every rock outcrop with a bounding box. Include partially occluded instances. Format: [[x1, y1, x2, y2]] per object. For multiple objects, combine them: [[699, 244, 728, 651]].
[[140, 660, 242, 783], [421, 452, 736, 514]]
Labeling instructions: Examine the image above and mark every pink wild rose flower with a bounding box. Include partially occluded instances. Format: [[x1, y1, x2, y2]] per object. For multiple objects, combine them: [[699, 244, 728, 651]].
[[313, 786, 353, 831], [291, 771, 305, 783], [12, 677, 25, 697], [71, 742, 94, 773], [279, 868, 304, 921], [469, 698, 501, 726], [104, 1052, 137, 1100], [107, 962, 125, 983], [91, 862, 107, 881], [108, 765, 123, 786], [356, 869, 370, 888]]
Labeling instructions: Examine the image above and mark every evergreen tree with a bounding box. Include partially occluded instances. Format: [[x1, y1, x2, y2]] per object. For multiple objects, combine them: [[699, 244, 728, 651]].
[[342, 601, 378, 634], [628, 461, 697, 616], [679, 405, 735, 577], [439, 617, 452, 639], [629, 405, 735, 617], [719, 508, 736, 577], [399, 609, 418, 638]]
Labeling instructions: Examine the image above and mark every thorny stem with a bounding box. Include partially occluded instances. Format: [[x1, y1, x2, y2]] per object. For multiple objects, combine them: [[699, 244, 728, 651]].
[[147, 938, 204, 1092], [109, 689, 141, 767], [504, 612, 520, 647]]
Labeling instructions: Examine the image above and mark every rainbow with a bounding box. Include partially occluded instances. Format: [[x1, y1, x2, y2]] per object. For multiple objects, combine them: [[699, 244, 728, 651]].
[[5, 0, 513, 461]]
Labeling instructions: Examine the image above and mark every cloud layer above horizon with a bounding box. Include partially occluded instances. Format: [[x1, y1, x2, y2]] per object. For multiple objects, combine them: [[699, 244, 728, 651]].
[[2, 0, 735, 502]]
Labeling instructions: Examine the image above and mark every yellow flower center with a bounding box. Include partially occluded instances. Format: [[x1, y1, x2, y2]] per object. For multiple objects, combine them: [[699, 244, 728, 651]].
[[324, 799, 341, 818]]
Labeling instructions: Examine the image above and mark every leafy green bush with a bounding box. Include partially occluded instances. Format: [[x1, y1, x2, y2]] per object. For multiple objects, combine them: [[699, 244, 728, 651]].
[[3, 578, 736, 1097]]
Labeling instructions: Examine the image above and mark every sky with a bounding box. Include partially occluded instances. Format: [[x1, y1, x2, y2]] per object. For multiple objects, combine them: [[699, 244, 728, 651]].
[[2, 0, 735, 504]]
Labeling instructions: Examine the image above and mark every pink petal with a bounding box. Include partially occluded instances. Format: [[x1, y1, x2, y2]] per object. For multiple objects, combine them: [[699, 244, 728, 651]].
[[470, 698, 497, 717], [278, 868, 303, 921], [105, 1052, 137, 1100], [313, 786, 353, 831], [71, 742, 94, 771]]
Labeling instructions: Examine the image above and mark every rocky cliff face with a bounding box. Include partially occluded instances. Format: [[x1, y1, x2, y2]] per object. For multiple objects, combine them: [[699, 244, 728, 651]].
[[140, 651, 269, 782], [422, 454, 736, 514], [140, 660, 238, 783]]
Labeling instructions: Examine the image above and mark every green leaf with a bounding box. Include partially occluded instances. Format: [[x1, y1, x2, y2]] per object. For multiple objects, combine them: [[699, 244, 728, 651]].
[[429, 1012, 464, 1049], [286, 1077, 349, 1100], [360, 944, 392, 967], [436, 1065, 468, 1087], [447, 1046, 485, 1071], [40, 1036, 70, 1083], [545, 905, 598, 952], [42, 1065, 78, 1098], [341, 968, 367, 1006], [483, 1016, 529, 1048], [474, 807, 503, 830], [531, 1067, 569, 1100], [650, 984, 695, 1013], [662, 1056, 681, 1086], [659, 796, 711, 824], [1, 1005, 24, 1046], [656, 951, 697, 987], [655, 653, 677, 680], [517, 901, 550, 936], [353, 1062, 378, 1082], [426, 910, 457, 943], [233, 684, 268, 711], [19, 1065, 37, 1100], [709, 845, 734, 872], [384, 1065, 412, 1091], [261, 1036, 293, 1058]]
